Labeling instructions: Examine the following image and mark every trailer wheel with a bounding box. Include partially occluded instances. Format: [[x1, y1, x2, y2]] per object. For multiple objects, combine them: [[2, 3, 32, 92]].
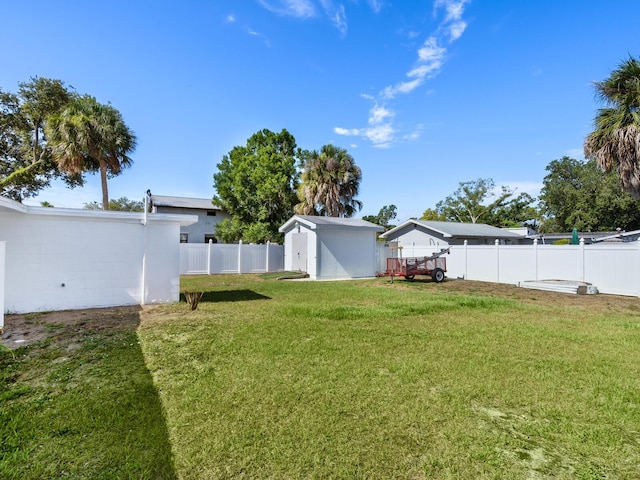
[[405, 274, 415, 281], [431, 268, 445, 283]]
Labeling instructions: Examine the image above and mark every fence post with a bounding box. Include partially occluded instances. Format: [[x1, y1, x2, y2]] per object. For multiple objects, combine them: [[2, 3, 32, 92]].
[[580, 238, 585, 282], [266, 241, 270, 273], [533, 238, 538, 281], [237, 240, 243, 274], [207, 239, 212, 275], [637, 240, 640, 298], [495, 239, 500, 283], [464, 240, 468, 280]]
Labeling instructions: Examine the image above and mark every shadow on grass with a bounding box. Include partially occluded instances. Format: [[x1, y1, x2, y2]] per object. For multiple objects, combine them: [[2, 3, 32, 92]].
[[0, 306, 177, 479], [198, 289, 271, 303]]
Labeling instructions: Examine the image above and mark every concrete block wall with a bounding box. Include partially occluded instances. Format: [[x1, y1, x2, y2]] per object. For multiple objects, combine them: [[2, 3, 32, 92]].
[[0, 204, 194, 315]]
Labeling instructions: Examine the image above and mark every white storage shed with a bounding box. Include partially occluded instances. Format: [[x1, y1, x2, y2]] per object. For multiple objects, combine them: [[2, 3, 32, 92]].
[[279, 215, 384, 280], [0, 196, 196, 329]]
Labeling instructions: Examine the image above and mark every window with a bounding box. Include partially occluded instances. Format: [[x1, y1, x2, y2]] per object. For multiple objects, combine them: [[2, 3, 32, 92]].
[[180, 233, 188, 243], [204, 234, 218, 244], [206, 210, 217, 216]]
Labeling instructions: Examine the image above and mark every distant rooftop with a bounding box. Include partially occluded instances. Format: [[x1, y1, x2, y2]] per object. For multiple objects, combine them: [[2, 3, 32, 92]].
[[150, 195, 221, 210], [382, 219, 526, 239]]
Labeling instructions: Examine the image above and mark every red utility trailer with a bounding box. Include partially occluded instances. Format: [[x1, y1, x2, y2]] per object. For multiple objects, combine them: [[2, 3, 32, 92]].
[[379, 247, 450, 282]]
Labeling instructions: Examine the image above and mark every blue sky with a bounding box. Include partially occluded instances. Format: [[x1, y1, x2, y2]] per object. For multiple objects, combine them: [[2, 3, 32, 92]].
[[2, 0, 639, 222]]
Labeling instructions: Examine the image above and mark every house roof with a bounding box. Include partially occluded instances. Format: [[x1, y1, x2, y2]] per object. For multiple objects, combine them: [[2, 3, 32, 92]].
[[150, 195, 221, 210], [381, 219, 526, 239], [279, 215, 384, 233]]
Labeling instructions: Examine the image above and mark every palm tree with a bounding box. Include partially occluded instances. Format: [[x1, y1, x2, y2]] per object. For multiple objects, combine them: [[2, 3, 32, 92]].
[[295, 144, 362, 217], [584, 56, 640, 198], [46, 95, 136, 209]]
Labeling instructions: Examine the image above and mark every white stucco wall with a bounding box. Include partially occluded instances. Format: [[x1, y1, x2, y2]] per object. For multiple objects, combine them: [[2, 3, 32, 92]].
[[0, 204, 195, 314], [0, 241, 5, 328]]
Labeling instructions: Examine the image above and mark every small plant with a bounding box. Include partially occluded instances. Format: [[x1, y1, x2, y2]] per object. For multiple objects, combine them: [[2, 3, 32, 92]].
[[0, 342, 15, 359], [183, 292, 204, 310]]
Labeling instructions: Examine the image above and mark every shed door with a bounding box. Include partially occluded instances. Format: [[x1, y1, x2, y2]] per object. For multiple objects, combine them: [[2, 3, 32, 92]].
[[291, 233, 307, 272]]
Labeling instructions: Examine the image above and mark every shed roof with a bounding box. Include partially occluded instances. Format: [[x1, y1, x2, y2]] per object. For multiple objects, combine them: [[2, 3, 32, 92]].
[[279, 215, 384, 232], [150, 195, 221, 210], [381, 219, 525, 239]]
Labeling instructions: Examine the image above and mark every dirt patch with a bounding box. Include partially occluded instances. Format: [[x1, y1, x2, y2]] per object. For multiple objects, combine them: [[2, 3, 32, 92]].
[[389, 278, 640, 313], [1, 305, 149, 350]]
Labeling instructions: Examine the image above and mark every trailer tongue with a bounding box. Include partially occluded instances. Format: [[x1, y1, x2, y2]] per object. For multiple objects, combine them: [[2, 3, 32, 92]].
[[378, 247, 450, 283]]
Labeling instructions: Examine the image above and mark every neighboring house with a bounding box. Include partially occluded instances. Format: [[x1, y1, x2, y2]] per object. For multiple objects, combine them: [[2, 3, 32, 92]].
[[380, 219, 528, 247], [279, 215, 384, 280], [149, 194, 231, 243], [531, 230, 640, 244]]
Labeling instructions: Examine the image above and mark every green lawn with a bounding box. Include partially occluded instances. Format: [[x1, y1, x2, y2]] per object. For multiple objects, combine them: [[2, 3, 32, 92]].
[[2, 275, 640, 478]]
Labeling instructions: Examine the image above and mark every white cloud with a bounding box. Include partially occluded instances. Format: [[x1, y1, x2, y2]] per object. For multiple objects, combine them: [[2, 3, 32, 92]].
[[225, 14, 236, 23], [332, 0, 469, 148], [368, 104, 394, 124], [334, 112, 396, 148], [382, 77, 423, 99], [448, 20, 467, 41], [365, 123, 395, 146], [434, 0, 468, 22], [331, 4, 348, 35], [417, 36, 445, 62], [257, 0, 316, 18], [334, 127, 361, 136], [367, 0, 383, 13], [247, 28, 271, 47]]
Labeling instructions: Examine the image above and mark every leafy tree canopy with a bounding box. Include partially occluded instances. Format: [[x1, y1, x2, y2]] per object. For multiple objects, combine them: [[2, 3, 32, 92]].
[[431, 178, 536, 227], [420, 208, 447, 221], [84, 196, 144, 212], [46, 95, 137, 210], [295, 144, 362, 217], [584, 56, 640, 198], [0, 77, 82, 201], [539, 156, 640, 232], [213, 128, 300, 243], [363, 204, 397, 229]]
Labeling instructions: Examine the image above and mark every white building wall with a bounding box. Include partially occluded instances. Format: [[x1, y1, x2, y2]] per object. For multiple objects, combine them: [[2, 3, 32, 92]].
[[0, 208, 192, 314], [388, 225, 448, 248], [143, 221, 182, 304], [0, 241, 5, 328], [317, 230, 378, 280]]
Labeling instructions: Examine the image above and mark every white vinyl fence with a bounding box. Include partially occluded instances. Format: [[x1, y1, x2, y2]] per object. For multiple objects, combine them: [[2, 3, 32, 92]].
[[180, 241, 284, 275], [377, 239, 640, 297]]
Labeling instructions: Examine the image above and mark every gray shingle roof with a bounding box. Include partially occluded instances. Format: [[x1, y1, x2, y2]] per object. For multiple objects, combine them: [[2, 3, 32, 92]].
[[415, 220, 525, 238], [150, 195, 221, 210], [382, 219, 525, 239]]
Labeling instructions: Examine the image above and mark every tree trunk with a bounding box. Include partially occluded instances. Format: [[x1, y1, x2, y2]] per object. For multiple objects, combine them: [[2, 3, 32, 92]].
[[99, 160, 109, 210]]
